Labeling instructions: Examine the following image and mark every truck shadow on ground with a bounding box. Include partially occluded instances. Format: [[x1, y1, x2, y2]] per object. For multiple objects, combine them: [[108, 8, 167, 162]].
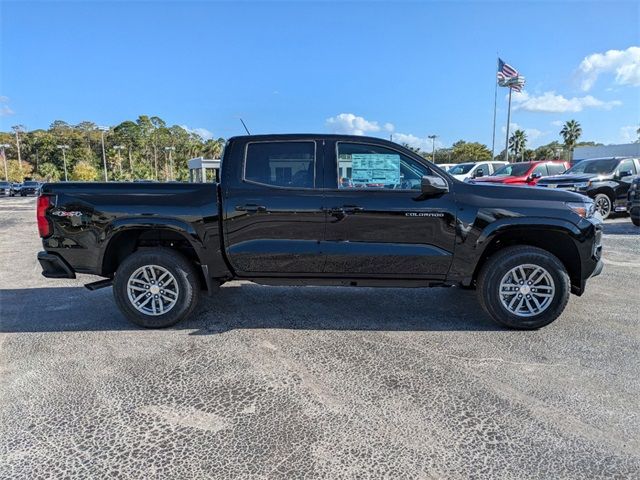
[[0, 284, 502, 333]]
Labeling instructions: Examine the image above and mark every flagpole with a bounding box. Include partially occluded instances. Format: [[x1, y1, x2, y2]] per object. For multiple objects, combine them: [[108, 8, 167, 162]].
[[504, 87, 512, 163], [491, 54, 499, 159]]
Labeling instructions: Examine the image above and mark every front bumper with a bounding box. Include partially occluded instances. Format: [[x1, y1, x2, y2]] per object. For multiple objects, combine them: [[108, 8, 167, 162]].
[[38, 251, 76, 279]]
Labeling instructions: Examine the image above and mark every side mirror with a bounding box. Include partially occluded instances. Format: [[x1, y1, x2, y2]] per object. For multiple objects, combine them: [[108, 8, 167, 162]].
[[474, 168, 484, 178], [617, 170, 633, 179], [421, 175, 449, 195], [529, 172, 542, 181]]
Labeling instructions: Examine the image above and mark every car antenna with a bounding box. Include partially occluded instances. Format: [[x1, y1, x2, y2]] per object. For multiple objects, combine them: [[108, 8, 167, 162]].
[[239, 118, 251, 135]]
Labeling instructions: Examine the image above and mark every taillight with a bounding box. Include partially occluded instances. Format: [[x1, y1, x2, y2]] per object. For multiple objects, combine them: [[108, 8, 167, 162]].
[[37, 195, 52, 238]]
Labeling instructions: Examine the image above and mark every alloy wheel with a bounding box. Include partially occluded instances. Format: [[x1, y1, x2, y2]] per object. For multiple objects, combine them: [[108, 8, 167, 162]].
[[126, 264, 180, 316], [498, 264, 555, 317]]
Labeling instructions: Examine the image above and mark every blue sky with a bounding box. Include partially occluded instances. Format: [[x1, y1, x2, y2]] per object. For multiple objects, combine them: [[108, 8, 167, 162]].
[[1, 0, 638, 150]]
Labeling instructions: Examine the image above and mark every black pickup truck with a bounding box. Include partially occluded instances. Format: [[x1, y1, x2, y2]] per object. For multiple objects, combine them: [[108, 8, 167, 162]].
[[37, 134, 603, 330], [537, 157, 640, 219]]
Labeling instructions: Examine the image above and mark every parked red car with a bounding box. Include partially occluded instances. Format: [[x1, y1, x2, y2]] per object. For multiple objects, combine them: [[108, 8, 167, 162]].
[[472, 160, 570, 186]]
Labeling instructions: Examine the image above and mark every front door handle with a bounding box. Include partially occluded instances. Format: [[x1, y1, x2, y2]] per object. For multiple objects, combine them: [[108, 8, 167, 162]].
[[236, 204, 267, 213], [323, 205, 364, 215], [342, 205, 364, 213]]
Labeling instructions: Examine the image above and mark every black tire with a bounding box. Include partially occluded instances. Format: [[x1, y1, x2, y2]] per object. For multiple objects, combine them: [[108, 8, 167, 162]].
[[631, 207, 640, 227], [113, 248, 200, 328], [594, 193, 612, 219], [477, 246, 570, 329]]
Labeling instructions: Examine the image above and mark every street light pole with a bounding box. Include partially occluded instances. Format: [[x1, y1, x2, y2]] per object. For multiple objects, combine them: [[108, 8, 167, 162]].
[[98, 126, 109, 181], [428, 135, 438, 163], [0, 144, 10, 181], [164, 146, 175, 181], [57, 145, 70, 181]]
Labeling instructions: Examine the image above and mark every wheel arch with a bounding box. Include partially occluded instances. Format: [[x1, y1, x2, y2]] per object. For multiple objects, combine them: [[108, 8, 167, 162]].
[[100, 222, 204, 280], [472, 225, 582, 291]]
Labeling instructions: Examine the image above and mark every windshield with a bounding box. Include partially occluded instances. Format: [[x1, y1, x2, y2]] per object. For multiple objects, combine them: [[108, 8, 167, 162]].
[[23, 182, 38, 186], [449, 163, 474, 175], [566, 159, 618, 175], [0, 182, 9, 186], [492, 163, 531, 177]]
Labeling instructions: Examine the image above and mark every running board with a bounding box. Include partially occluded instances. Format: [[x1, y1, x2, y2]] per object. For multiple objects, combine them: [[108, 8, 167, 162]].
[[85, 279, 113, 291]]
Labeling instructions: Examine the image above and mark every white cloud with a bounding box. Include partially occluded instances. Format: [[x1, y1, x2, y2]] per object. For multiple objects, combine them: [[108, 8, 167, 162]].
[[501, 122, 547, 147], [578, 46, 640, 91], [512, 90, 622, 113], [181, 125, 213, 140], [326, 113, 383, 135], [620, 125, 640, 143], [391, 133, 443, 151], [550, 120, 564, 127], [0, 96, 14, 117], [325, 113, 442, 150]]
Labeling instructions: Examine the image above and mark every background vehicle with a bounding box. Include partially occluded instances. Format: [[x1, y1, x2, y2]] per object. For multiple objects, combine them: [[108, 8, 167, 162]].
[[435, 163, 455, 171], [37, 134, 603, 331], [20, 181, 40, 196], [11, 183, 22, 196], [448, 161, 507, 181], [0, 181, 13, 196], [473, 160, 570, 186], [537, 157, 640, 219], [627, 176, 640, 226]]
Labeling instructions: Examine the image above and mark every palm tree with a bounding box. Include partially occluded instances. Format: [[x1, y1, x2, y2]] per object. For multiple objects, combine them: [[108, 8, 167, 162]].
[[508, 130, 527, 162], [560, 120, 582, 160]]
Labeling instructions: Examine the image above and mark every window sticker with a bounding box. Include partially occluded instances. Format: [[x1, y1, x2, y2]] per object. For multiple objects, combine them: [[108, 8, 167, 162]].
[[351, 154, 401, 186]]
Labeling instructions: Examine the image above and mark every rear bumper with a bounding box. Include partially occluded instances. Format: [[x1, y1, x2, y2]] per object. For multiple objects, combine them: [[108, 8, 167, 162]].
[[38, 251, 76, 279]]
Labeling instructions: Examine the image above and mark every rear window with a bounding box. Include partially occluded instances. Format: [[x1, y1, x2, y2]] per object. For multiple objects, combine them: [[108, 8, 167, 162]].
[[244, 141, 315, 188]]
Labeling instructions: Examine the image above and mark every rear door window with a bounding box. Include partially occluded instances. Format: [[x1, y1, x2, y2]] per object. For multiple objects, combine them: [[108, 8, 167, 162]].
[[244, 141, 316, 189], [532, 164, 548, 176], [546, 163, 567, 175]]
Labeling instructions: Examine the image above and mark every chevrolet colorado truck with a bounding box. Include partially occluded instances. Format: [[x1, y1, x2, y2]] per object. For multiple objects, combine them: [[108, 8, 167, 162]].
[[36, 134, 603, 330]]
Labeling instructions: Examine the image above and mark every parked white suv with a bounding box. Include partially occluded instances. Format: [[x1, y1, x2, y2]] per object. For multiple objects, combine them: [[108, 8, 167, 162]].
[[448, 161, 508, 181]]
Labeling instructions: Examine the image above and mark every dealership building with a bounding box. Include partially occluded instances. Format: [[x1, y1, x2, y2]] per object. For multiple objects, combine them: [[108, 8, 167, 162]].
[[574, 142, 640, 161]]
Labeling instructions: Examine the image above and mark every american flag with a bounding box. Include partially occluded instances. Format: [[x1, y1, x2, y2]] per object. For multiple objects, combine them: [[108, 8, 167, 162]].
[[497, 58, 524, 92]]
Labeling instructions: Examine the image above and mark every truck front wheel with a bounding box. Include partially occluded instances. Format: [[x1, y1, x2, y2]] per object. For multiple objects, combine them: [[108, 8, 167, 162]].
[[477, 246, 570, 329], [113, 248, 200, 328]]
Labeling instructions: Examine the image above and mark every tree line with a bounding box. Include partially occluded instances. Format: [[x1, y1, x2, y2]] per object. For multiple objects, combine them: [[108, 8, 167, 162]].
[[0, 117, 611, 182], [0, 116, 225, 182], [411, 119, 601, 165]]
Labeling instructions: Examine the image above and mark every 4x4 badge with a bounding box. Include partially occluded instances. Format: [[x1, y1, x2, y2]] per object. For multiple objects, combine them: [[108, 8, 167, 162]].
[[52, 210, 82, 217]]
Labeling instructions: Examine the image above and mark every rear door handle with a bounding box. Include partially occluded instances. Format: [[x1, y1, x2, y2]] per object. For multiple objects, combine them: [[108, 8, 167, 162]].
[[236, 204, 267, 213]]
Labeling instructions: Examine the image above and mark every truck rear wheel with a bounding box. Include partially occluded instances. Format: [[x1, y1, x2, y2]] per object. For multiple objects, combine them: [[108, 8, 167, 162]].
[[631, 207, 640, 226], [113, 248, 200, 328], [477, 246, 570, 329]]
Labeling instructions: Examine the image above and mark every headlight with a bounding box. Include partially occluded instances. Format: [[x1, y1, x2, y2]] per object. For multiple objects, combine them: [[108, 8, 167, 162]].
[[575, 181, 591, 189], [566, 201, 595, 218]]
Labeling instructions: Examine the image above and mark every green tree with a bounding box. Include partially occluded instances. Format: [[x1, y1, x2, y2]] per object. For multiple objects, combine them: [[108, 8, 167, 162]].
[[560, 120, 582, 160], [451, 140, 492, 163], [7, 159, 33, 182], [71, 160, 98, 181], [508, 130, 527, 162], [37, 162, 61, 181]]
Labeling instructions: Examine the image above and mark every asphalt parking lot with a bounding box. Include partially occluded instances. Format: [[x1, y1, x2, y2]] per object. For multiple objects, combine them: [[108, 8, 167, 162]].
[[1, 195, 639, 479]]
